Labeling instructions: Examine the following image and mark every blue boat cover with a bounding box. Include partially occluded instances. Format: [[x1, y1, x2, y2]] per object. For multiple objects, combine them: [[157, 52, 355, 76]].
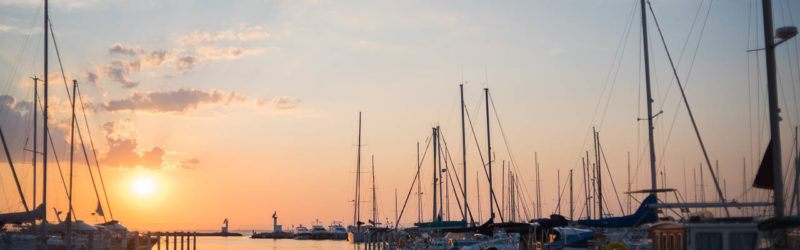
[[576, 194, 657, 228]]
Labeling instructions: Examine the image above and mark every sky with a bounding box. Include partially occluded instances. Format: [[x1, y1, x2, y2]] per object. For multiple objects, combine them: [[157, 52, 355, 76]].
[[1, 0, 800, 232]]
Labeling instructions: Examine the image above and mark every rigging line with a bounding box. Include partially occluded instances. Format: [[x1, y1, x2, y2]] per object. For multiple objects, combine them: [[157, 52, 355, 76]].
[[486, 93, 535, 216], [48, 21, 107, 222], [396, 136, 432, 226], [463, 104, 504, 222], [655, 0, 710, 110], [34, 91, 77, 220], [598, 139, 626, 215], [746, 0, 755, 184], [439, 129, 475, 223], [2, 2, 42, 97], [77, 87, 113, 219], [647, 2, 730, 217], [597, 0, 640, 129]]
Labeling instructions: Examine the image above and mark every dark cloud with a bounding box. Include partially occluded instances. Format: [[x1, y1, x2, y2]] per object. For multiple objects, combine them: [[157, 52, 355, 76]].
[[84, 71, 99, 84], [108, 43, 142, 56], [101, 88, 247, 113], [0, 95, 69, 164], [102, 60, 141, 89]]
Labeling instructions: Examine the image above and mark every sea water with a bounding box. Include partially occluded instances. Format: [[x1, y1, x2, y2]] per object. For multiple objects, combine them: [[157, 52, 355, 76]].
[[172, 236, 357, 250]]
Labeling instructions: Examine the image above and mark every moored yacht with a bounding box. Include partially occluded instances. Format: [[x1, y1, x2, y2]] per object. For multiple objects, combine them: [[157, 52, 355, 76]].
[[294, 225, 312, 240]]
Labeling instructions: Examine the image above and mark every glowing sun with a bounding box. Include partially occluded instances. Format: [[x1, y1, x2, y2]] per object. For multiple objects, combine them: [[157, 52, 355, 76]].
[[132, 176, 156, 196]]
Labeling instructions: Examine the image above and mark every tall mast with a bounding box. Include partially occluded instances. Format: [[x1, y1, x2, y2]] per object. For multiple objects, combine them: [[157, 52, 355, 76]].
[[66, 79, 77, 247], [762, 0, 785, 220], [371, 155, 376, 226], [432, 127, 438, 221], [484, 88, 494, 220], [640, 0, 658, 195], [582, 157, 590, 220], [32, 77, 38, 211], [40, 0, 49, 246], [594, 128, 602, 220], [353, 112, 362, 230], [535, 152, 541, 218], [459, 84, 468, 224]]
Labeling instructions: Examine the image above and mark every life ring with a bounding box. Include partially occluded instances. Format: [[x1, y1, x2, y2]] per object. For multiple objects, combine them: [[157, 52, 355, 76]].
[[606, 242, 627, 250]]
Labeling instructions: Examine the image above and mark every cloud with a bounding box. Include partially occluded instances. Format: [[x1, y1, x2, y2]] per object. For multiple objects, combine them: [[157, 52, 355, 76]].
[[84, 71, 99, 84], [109, 43, 142, 56], [0, 94, 70, 163], [196, 46, 264, 60], [178, 25, 269, 46], [172, 55, 201, 70], [100, 119, 165, 169], [101, 60, 141, 88], [101, 88, 247, 113], [256, 96, 302, 110], [179, 158, 200, 169], [141, 50, 170, 67]]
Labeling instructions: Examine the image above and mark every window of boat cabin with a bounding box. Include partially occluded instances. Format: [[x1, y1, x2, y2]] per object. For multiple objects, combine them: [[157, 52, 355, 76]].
[[728, 232, 757, 250], [695, 232, 722, 250]]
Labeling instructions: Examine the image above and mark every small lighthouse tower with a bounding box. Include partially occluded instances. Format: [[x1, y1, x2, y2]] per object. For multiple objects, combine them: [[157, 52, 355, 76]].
[[272, 211, 283, 232], [221, 218, 229, 233]]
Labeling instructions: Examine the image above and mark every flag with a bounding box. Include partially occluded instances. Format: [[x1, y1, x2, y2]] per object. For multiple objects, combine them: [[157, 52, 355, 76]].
[[95, 200, 105, 217], [753, 140, 774, 189]]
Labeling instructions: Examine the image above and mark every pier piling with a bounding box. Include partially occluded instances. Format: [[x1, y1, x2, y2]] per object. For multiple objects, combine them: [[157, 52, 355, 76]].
[[193, 232, 197, 250]]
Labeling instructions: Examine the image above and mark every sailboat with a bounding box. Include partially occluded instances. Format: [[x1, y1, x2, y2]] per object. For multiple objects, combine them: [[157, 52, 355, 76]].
[[347, 112, 368, 243], [0, 0, 157, 249]]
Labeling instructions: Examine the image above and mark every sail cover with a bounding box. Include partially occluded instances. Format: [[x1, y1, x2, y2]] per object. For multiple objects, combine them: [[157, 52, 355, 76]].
[[753, 140, 775, 189], [576, 194, 657, 228]]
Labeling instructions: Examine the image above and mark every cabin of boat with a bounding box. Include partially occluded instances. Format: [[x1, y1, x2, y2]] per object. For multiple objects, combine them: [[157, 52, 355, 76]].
[[651, 218, 761, 250]]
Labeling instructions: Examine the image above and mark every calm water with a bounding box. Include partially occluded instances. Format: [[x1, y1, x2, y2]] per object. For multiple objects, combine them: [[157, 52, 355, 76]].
[[160, 236, 359, 250]]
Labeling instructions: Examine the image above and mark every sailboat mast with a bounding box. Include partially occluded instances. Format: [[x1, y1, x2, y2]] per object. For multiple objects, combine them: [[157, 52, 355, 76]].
[[582, 157, 590, 220], [535, 152, 541, 218], [371, 155, 376, 226], [459, 84, 468, 224], [639, 0, 658, 195], [432, 127, 438, 221], [66, 79, 77, 247], [354, 112, 362, 230], [32, 77, 38, 211], [761, 0, 785, 220], [484, 88, 494, 220], [41, 0, 49, 245], [593, 128, 602, 220]]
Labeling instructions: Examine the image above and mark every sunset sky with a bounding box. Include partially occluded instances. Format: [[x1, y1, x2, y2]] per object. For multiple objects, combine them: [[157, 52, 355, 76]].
[[1, 0, 800, 232]]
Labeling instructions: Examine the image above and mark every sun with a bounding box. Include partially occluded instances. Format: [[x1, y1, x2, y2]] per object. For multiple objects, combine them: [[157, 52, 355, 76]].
[[132, 176, 157, 196]]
